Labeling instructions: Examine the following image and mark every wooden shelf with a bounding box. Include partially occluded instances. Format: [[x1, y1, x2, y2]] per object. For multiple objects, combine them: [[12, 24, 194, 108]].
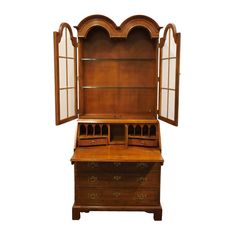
[[81, 58, 155, 61], [80, 86, 156, 89], [77, 119, 159, 124], [71, 145, 163, 163]]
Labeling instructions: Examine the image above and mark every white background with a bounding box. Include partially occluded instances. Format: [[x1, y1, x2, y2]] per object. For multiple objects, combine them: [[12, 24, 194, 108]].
[[0, 0, 236, 235]]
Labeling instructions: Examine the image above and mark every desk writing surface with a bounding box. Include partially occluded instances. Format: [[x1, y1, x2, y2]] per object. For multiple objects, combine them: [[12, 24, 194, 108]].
[[77, 119, 158, 124], [71, 145, 163, 163]]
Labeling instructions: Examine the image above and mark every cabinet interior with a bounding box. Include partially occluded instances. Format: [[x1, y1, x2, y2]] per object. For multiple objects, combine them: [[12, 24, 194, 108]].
[[110, 124, 125, 144], [80, 27, 157, 119]]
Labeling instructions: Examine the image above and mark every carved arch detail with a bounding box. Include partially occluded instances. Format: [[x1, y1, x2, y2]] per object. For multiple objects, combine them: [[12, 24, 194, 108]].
[[75, 15, 161, 38]]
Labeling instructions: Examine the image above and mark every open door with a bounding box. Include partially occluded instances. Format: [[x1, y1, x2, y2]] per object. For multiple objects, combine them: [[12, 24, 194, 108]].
[[54, 23, 78, 125], [158, 24, 180, 126]]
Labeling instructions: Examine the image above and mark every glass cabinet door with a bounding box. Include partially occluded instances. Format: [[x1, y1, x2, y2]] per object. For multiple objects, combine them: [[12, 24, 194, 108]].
[[158, 24, 181, 126], [53, 23, 78, 125]]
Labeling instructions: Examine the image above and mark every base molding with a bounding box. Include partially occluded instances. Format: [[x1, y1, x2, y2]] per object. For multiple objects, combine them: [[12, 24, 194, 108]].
[[72, 204, 162, 221]]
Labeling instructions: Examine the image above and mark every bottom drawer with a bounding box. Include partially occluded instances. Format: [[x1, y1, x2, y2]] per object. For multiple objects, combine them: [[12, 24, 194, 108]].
[[128, 138, 157, 147], [75, 188, 159, 206]]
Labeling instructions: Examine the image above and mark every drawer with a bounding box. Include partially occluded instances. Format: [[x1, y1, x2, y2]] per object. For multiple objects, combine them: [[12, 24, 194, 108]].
[[78, 138, 107, 147], [76, 172, 160, 188], [75, 162, 160, 173], [75, 188, 159, 206], [128, 138, 157, 147]]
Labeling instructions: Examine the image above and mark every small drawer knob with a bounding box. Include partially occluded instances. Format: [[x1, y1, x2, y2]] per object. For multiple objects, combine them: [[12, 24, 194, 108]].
[[90, 140, 95, 144]]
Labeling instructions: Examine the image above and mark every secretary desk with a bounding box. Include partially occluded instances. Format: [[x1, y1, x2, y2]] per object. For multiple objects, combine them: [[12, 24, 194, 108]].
[[53, 15, 181, 221]]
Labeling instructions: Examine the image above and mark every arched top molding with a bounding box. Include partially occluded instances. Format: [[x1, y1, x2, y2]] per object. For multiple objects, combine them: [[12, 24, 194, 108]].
[[55, 22, 77, 47], [159, 23, 180, 47], [75, 15, 162, 38]]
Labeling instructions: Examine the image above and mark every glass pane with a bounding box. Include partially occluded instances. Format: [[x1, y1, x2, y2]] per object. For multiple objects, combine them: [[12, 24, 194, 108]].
[[59, 58, 67, 88], [162, 31, 169, 58], [67, 31, 74, 58], [77, 79, 79, 111], [168, 90, 175, 120], [169, 58, 176, 89], [60, 89, 67, 120], [157, 47, 160, 78], [59, 28, 66, 57], [68, 88, 75, 117], [68, 58, 75, 87], [157, 77, 159, 111], [160, 89, 168, 117], [161, 59, 168, 88], [169, 30, 176, 58]]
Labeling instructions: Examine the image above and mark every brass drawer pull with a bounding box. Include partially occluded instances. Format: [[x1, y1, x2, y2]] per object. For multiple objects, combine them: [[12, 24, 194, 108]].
[[113, 175, 122, 181], [136, 177, 147, 183], [112, 192, 121, 198], [90, 140, 96, 144], [140, 141, 145, 145], [88, 176, 98, 183], [88, 193, 98, 200], [113, 162, 121, 167], [136, 163, 148, 169], [88, 162, 99, 168], [135, 193, 147, 200]]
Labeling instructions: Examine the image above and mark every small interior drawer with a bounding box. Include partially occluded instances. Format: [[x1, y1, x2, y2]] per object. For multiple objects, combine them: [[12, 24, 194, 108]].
[[78, 138, 107, 147], [128, 138, 157, 147]]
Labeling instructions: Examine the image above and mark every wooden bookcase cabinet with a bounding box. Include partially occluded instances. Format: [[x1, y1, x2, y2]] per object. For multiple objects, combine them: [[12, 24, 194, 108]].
[[53, 15, 181, 221]]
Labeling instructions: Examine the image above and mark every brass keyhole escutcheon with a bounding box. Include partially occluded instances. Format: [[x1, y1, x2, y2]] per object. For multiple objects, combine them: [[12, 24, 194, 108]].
[[113, 162, 121, 167]]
